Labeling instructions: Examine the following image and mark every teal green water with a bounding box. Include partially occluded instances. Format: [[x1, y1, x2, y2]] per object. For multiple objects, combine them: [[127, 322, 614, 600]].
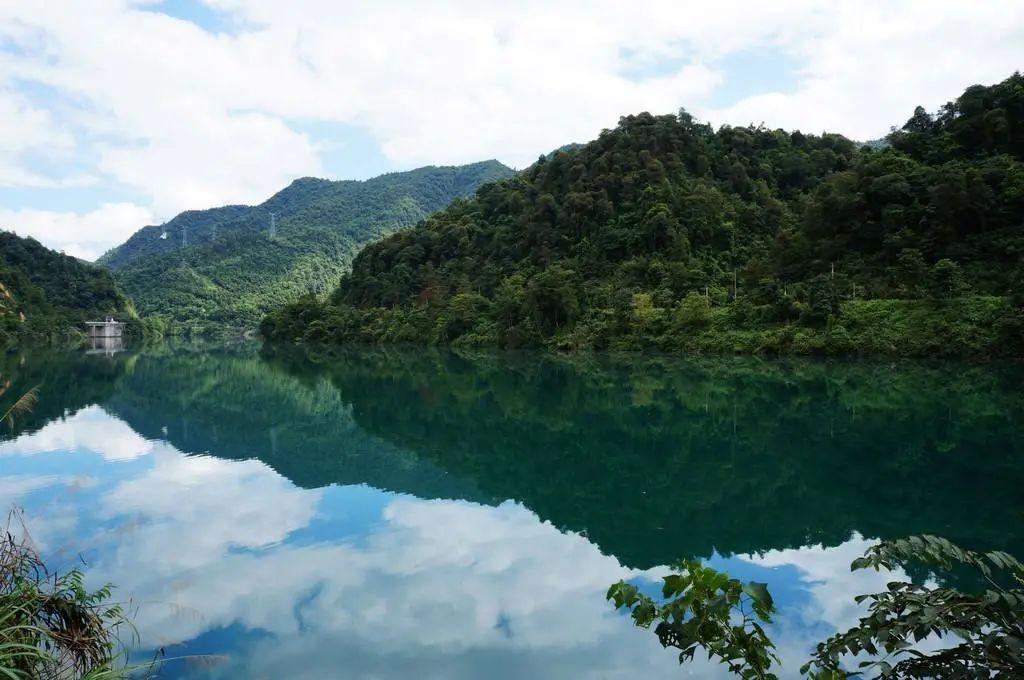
[[1, 345, 1022, 678]]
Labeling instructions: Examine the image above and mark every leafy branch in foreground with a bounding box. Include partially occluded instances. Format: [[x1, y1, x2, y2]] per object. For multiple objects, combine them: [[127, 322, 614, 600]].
[[611, 536, 1024, 679], [803, 535, 1024, 678], [0, 510, 137, 679], [607, 559, 779, 679], [0, 384, 38, 431]]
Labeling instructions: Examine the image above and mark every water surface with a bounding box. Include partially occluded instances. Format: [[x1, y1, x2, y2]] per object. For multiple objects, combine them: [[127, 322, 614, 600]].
[[1, 345, 1022, 678]]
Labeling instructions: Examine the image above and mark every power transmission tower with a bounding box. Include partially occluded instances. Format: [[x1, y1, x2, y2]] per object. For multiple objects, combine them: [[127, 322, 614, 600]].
[[269, 212, 277, 240], [182, 225, 188, 249]]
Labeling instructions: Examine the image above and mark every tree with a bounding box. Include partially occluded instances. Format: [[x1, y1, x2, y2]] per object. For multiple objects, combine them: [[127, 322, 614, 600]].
[[804, 536, 1024, 678], [608, 560, 779, 679], [928, 259, 967, 299], [611, 535, 1024, 679], [674, 292, 712, 329], [804, 274, 839, 325], [895, 249, 928, 298], [525, 265, 579, 332]]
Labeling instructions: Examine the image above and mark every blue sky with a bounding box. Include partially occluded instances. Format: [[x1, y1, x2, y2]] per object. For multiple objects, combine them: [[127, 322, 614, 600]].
[[0, 1, 1021, 259]]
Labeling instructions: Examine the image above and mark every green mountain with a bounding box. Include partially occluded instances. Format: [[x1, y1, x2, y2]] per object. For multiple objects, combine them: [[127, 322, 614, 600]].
[[100, 161, 515, 332], [262, 74, 1024, 357], [0, 231, 137, 343]]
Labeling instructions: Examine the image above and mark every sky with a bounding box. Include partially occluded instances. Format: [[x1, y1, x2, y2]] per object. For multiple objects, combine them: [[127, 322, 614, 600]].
[[0, 0, 1021, 261]]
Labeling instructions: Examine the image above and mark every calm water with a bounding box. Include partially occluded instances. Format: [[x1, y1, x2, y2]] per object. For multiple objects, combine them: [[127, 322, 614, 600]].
[[1, 344, 1022, 678]]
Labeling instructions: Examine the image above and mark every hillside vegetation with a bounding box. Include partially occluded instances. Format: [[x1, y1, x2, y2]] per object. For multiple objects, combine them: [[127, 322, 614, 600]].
[[0, 231, 138, 344], [101, 161, 514, 333], [262, 74, 1024, 357]]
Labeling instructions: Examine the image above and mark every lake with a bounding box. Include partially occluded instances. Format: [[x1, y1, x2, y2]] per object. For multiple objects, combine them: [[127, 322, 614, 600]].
[[1, 344, 1022, 678]]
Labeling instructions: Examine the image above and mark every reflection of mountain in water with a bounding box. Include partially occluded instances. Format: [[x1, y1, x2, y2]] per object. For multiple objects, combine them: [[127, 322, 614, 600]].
[[101, 345, 485, 503], [265, 348, 1024, 567], [8, 345, 1024, 570], [0, 349, 135, 440]]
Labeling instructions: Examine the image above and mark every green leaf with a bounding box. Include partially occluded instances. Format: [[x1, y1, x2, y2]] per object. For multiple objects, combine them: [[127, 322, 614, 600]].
[[742, 581, 774, 610]]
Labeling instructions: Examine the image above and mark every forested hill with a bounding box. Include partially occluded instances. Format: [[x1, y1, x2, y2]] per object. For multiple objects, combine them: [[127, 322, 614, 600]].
[[0, 231, 137, 343], [100, 161, 514, 332], [262, 73, 1024, 357]]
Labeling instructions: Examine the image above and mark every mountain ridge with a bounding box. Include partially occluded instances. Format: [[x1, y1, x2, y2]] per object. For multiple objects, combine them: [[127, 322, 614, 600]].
[[261, 73, 1024, 357], [98, 160, 513, 269], [101, 160, 515, 331]]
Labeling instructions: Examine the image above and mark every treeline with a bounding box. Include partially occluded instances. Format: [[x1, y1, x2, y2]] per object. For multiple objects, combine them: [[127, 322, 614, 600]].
[[262, 74, 1024, 357], [102, 161, 515, 333], [0, 231, 140, 344]]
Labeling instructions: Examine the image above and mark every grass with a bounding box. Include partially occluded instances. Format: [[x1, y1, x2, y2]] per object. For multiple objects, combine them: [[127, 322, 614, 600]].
[[0, 510, 138, 680]]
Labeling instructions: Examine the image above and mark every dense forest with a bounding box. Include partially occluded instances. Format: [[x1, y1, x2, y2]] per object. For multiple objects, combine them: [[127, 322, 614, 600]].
[[0, 231, 138, 344], [100, 161, 514, 333], [262, 74, 1024, 357]]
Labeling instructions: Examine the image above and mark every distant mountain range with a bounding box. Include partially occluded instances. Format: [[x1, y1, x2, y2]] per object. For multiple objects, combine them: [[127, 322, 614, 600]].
[[0, 231, 136, 343], [99, 160, 515, 332]]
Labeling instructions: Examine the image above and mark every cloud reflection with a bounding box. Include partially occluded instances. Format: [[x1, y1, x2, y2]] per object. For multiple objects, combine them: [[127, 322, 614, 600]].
[[2, 407, 928, 679], [0, 406, 155, 460]]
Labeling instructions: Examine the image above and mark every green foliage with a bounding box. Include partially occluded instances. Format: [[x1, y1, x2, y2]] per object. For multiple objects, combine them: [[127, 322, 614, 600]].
[[103, 162, 514, 333], [612, 536, 1024, 679], [805, 536, 1024, 679], [0, 513, 134, 679], [262, 73, 1024, 357], [608, 562, 779, 679], [927, 259, 967, 299], [674, 291, 712, 329], [0, 232, 137, 345]]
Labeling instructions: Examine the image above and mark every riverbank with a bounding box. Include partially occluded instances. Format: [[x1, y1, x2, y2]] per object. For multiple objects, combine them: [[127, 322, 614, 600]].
[[261, 295, 1024, 359]]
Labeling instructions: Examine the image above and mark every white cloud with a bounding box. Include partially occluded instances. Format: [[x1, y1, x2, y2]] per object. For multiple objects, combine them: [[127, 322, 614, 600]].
[[0, 87, 77, 185], [0, 0, 1021, 255], [704, 2, 1024, 139], [0, 405, 157, 459], [740, 535, 900, 632], [6, 421, 687, 677], [0, 202, 155, 261], [738, 536, 954, 674], [99, 448, 322, 572], [87, 478, 689, 678], [0, 474, 65, 505]]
